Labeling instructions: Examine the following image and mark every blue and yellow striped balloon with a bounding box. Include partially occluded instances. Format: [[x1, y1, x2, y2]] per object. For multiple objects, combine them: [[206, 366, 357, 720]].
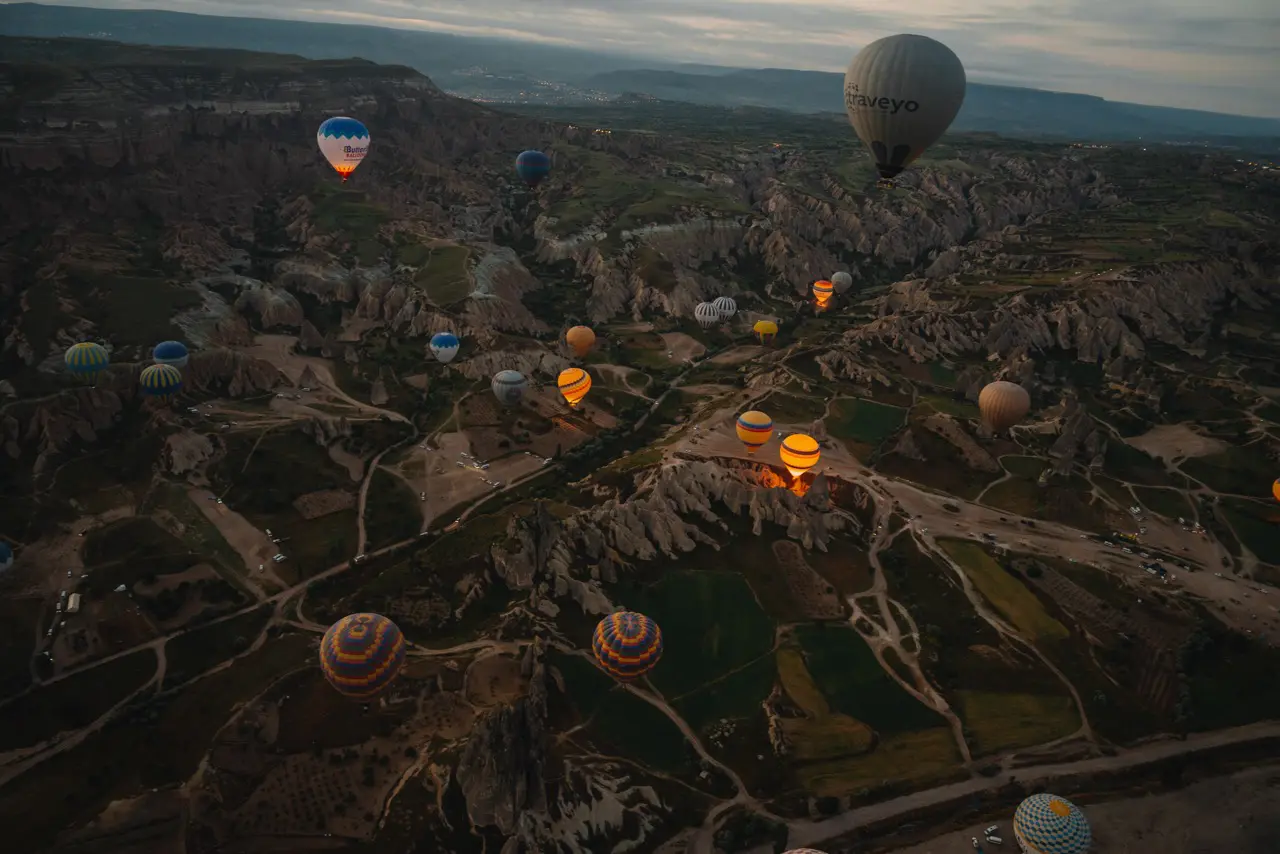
[[592, 611, 662, 681], [64, 342, 109, 377], [139, 363, 183, 399], [1013, 794, 1091, 854], [320, 613, 406, 699], [735, 410, 774, 455]]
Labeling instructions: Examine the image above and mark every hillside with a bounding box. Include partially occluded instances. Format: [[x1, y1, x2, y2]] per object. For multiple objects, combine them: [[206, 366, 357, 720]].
[[2, 35, 1280, 854]]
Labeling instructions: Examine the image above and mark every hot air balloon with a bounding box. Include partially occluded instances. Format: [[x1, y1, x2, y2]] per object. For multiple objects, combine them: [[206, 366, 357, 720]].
[[694, 302, 720, 329], [592, 611, 663, 681], [1273, 478, 1280, 503], [152, 340, 189, 368], [317, 117, 371, 182], [713, 296, 737, 321], [0, 542, 13, 573], [429, 332, 460, 364], [65, 341, 109, 382], [843, 34, 967, 185], [812, 280, 835, 310], [736, 410, 774, 455], [139, 363, 183, 401], [978, 380, 1030, 433], [1013, 794, 1091, 854], [557, 367, 592, 408], [515, 150, 552, 188], [753, 320, 779, 345], [491, 370, 528, 406], [565, 325, 596, 358], [319, 613, 406, 700], [831, 271, 854, 293], [780, 433, 821, 478]]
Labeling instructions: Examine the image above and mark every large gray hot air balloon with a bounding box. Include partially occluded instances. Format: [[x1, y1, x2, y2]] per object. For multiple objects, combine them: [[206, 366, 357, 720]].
[[712, 296, 737, 320], [694, 302, 720, 329], [978, 380, 1030, 433], [831, 271, 854, 293], [491, 370, 528, 406], [843, 34, 966, 183]]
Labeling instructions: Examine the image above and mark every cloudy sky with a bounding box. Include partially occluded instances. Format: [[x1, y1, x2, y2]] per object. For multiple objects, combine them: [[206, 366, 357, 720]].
[[72, 0, 1280, 116]]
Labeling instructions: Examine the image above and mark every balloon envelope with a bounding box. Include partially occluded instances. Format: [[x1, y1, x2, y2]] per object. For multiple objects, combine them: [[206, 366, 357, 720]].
[[694, 302, 720, 329], [317, 116, 370, 181], [139, 363, 182, 398], [831, 271, 854, 293], [319, 613, 406, 700], [753, 320, 778, 345], [843, 34, 966, 180], [565, 325, 596, 358], [491, 370, 528, 406], [515, 150, 552, 187], [0, 542, 12, 572], [780, 433, 821, 477], [152, 340, 189, 368], [713, 296, 737, 320], [978, 380, 1030, 432], [65, 341, 109, 376], [557, 367, 592, 408], [1273, 478, 1280, 503], [429, 332, 461, 364], [736, 410, 774, 454], [592, 611, 663, 681], [1013, 794, 1091, 854]]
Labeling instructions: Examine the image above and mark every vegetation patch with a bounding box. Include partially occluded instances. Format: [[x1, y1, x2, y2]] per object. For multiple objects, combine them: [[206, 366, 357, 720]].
[[364, 470, 424, 550], [826, 398, 906, 445], [937, 539, 1069, 642], [955, 690, 1080, 756], [415, 244, 472, 306], [163, 605, 273, 688]]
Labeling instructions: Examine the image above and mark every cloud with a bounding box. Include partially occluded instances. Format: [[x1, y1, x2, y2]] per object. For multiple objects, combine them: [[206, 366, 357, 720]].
[[63, 0, 1280, 116]]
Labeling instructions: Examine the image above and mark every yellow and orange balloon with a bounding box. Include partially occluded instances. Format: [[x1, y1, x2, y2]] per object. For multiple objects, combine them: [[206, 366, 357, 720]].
[[735, 410, 774, 455], [812, 280, 834, 311], [557, 367, 592, 408], [780, 433, 820, 477], [753, 320, 778, 345], [1273, 477, 1280, 503], [565, 325, 596, 358]]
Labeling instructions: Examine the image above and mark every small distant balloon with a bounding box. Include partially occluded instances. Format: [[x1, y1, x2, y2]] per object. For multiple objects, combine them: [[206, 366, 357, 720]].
[[139, 363, 183, 400], [736, 410, 774, 455], [64, 341, 109, 381], [780, 433, 821, 478], [515, 150, 552, 188], [0, 542, 13, 573], [557, 367, 592, 408], [592, 611, 663, 681], [1273, 477, 1280, 504], [694, 301, 720, 329], [319, 613, 406, 700], [753, 320, 778, 345], [491, 370, 528, 406], [831, 271, 854, 293], [429, 332, 461, 364], [565, 325, 596, 358], [152, 340, 189, 368], [978, 380, 1030, 433], [317, 116, 371, 182], [713, 296, 737, 320]]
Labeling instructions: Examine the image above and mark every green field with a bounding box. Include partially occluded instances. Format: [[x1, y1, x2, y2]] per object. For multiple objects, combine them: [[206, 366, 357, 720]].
[[1219, 498, 1280, 565], [1132, 486, 1194, 520], [628, 570, 776, 730], [937, 539, 1069, 642], [162, 605, 272, 688], [1105, 443, 1173, 486], [956, 690, 1080, 755], [364, 470, 423, 549], [763, 392, 827, 424], [414, 244, 472, 306], [1002, 456, 1049, 479], [1183, 445, 1276, 498], [826, 398, 906, 445], [793, 624, 943, 733]]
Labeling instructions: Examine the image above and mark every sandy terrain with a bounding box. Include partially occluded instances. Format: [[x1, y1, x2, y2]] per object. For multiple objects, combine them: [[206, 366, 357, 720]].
[[888, 762, 1280, 853], [187, 488, 285, 589], [463, 653, 528, 707], [385, 432, 545, 529], [1126, 424, 1229, 462], [709, 344, 766, 365], [593, 363, 653, 398], [293, 490, 357, 520], [243, 334, 410, 423], [679, 383, 737, 397], [659, 332, 707, 362], [327, 442, 366, 481]]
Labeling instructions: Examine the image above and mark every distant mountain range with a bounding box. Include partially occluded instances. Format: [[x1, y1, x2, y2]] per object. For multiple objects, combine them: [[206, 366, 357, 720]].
[[3, 2, 1279, 145]]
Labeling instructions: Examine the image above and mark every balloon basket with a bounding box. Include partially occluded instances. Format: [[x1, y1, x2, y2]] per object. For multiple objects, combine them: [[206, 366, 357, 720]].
[[876, 179, 897, 190]]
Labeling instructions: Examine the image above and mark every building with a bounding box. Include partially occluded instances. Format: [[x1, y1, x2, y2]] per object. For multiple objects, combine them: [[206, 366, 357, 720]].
[[66, 593, 81, 614]]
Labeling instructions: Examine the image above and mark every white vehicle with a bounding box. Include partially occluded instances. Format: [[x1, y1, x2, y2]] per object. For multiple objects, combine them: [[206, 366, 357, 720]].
[[272, 554, 286, 562], [481, 464, 490, 470], [66, 569, 72, 578], [216, 499, 224, 505], [456, 462, 465, 468], [354, 554, 367, 563], [985, 835, 1003, 845], [985, 826, 1000, 835], [1122, 547, 1133, 554]]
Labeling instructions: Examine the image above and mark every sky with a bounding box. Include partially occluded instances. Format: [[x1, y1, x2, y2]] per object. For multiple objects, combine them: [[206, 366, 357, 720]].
[[48, 0, 1280, 117]]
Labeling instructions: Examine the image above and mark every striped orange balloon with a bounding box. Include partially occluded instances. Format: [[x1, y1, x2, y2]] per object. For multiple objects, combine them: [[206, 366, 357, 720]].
[[592, 611, 663, 681], [558, 367, 592, 408], [780, 433, 821, 477], [736, 410, 774, 454], [319, 613, 406, 700]]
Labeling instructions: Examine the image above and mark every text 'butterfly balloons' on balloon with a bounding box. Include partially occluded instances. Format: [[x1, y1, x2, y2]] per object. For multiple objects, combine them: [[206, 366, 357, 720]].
[[317, 116, 371, 182]]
